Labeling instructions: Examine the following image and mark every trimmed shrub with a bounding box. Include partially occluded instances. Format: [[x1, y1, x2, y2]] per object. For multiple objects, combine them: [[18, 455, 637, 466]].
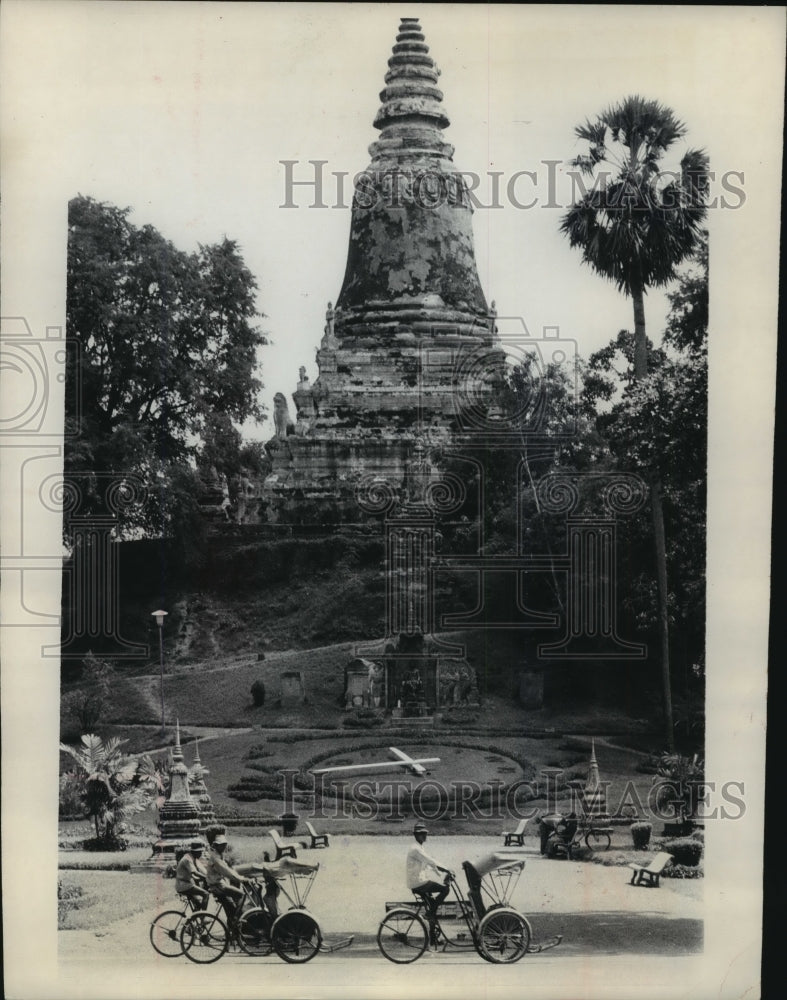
[[630, 821, 652, 850], [57, 881, 83, 928], [82, 833, 128, 852], [342, 709, 384, 729], [661, 837, 703, 867], [662, 863, 703, 879], [250, 679, 266, 707], [441, 709, 480, 727]]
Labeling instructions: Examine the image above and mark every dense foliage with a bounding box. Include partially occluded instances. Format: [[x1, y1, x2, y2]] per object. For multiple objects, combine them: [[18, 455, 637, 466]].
[[65, 195, 267, 539]]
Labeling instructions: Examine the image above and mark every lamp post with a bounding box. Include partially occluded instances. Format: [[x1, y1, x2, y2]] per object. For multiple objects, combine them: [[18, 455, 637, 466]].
[[151, 609, 168, 733]]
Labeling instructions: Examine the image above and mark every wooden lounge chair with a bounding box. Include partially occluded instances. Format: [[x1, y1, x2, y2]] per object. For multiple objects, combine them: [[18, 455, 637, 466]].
[[268, 828, 298, 861], [305, 821, 329, 848], [628, 852, 673, 887], [502, 818, 528, 847]]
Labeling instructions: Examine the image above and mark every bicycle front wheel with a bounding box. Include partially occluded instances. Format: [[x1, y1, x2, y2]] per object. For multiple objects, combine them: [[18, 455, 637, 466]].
[[237, 907, 274, 956], [585, 830, 611, 851], [150, 909, 187, 957], [271, 910, 321, 964], [477, 908, 530, 964], [377, 908, 428, 964], [180, 911, 229, 964]]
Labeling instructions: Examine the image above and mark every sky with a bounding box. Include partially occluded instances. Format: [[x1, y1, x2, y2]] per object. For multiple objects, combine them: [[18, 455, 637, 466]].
[[1, 1, 753, 440]]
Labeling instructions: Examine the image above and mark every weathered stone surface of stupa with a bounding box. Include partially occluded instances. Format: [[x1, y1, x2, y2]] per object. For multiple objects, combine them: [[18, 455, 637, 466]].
[[263, 17, 498, 523], [188, 738, 217, 831], [151, 722, 202, 860]]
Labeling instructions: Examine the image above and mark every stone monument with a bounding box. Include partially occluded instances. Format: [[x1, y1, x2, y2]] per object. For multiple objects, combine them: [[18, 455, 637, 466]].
[[188, 738, 217, 831], [262, 16, 500, 522], [144, 721, 202, 867], [280, 670, 305, 708]]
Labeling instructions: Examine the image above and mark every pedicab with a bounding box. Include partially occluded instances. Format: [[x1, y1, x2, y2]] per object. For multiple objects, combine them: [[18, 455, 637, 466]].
[[179, 856, 353, 964], [377, 853, 562, 964]]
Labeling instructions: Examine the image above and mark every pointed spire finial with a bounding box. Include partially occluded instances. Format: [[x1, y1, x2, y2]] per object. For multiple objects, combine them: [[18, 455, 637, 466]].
[[373, 17, 450, 137], [171, 718, 184, 764]]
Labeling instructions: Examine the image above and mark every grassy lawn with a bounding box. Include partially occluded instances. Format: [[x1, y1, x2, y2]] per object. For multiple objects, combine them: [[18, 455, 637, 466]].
[[58, 871, 160, 931]]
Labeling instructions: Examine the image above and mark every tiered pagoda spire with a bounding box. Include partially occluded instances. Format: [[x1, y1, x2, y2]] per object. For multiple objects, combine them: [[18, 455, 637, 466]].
[[334, 16, 490, 334], [155, 720, 201, 848], [188, 737, 217, 830]]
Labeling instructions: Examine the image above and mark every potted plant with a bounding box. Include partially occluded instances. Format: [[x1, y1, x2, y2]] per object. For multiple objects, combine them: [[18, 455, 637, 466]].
[[280, 812, 299, 836]]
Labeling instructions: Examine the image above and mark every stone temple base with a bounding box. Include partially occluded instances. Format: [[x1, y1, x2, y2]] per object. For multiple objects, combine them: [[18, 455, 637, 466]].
[[127, 840, 193, 874]]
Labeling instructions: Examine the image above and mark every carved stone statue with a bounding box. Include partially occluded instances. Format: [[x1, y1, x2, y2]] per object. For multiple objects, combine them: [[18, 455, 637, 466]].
[[402, 668, 424, 704], [405, 440, 431, 504], [273, 393, 296, 439]]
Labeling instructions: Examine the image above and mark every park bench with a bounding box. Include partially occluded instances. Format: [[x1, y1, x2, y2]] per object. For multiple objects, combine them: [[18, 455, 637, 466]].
[[501, 818, 528, 847], [628, 852, 673, 888], [268, 828, 300, 861], [304, 821, 330, 849]]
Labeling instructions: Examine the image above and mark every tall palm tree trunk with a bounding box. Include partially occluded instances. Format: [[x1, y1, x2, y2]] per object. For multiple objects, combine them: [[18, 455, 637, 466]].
[[632, 281, 674, 751], [632, 284, 648, 380], [650, 475, 675, 751]]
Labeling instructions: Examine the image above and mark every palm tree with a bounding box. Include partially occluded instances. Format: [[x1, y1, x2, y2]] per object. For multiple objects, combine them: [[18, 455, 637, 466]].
[[59, 733, 156, 847], [560, 96, 709, 751]]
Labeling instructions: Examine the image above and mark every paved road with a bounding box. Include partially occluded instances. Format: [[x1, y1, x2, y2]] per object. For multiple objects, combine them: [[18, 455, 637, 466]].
[[58, 835, 703, 998]]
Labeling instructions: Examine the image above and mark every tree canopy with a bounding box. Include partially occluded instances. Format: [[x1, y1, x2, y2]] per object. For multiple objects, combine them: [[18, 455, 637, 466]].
[[65, 195, 266, 535]]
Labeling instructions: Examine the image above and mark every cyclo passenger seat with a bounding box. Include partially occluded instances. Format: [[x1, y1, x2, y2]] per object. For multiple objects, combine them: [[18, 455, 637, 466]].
[[461, 861, 486, 919]]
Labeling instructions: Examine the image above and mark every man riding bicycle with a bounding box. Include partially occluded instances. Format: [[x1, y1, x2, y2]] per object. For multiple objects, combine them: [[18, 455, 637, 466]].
[[406, 822, 454, 945], [205, 834, 251, 927], [175, 840, 209, 909]]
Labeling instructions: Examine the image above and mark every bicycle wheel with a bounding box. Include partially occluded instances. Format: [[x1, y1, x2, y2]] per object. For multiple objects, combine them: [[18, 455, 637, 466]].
[[585, 830, 611, 851], [150, 909, 187, 957], [377, 908, 429, 964], [180, 910, 229, 964], [477, 908, 530, 964], [237, 907, 274, 956], [271, 910, 322, 964]]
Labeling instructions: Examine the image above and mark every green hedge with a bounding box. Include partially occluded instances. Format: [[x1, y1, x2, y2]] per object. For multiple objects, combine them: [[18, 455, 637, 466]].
[[660, 837, 703, 866]]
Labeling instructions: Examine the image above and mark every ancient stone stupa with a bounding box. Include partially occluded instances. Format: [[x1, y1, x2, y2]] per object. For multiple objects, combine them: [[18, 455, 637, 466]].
[[149, 721, 201, 862], [583, 739, 610, 822], [188, 738, 217, 830], [263, 16, 499, 522]]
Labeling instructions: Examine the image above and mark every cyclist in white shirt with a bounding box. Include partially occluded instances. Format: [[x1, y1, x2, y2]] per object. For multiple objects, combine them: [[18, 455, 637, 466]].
[[406, 822, 454, 944]]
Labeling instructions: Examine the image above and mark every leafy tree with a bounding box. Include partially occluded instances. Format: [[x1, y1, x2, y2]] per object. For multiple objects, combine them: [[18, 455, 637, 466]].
[[653, 752, 705, 825], [66, 195, 267, 537], [62, 652, 115, 733], [59, 733, 157, 849], [582, 234, 708, 744], [560, 97, 709, 749]]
